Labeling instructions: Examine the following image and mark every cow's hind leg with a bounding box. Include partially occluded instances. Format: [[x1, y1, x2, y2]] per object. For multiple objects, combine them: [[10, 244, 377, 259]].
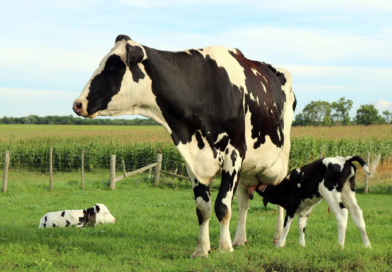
[[188, 166, 211, 258], [215, 149, 243, 252], [233, 182, 249, 246], [342, 183, 371, 248]]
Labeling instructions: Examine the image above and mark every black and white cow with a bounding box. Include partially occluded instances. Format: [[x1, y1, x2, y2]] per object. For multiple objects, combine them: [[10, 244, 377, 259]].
[[73, 35, 296, 257], [38, 203, 116, 228], [256, 156, 372, 248]]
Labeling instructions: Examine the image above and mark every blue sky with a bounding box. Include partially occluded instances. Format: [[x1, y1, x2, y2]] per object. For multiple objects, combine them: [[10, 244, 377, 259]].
[[1, 0, 391, 120]]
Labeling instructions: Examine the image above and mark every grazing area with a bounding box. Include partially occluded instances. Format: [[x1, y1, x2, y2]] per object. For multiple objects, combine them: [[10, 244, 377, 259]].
[[0, 172, 391, 271]]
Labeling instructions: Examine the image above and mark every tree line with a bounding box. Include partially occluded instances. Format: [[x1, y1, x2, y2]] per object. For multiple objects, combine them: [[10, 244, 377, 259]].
[[0, 115, 159, 126], [293, 97, 392, 126]]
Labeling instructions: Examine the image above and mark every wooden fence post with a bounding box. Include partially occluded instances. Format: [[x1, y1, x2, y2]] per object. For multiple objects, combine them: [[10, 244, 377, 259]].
[[49, 147, 53, 191], [2, 150, 10, 193], [364, 151, 370, 194], [320, 151, 323, 159], [148, 168, 152, 180], [110, 154, 116, 190], [122, 160, 126, 178], [154, 153, 162, 186], [81, 148, 85, 190]]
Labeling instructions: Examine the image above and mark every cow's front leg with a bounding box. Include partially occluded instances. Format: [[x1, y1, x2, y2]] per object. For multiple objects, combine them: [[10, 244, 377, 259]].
[[188, 167, 211, 258], [215, 150, 242, 252], [273, 205, 285, 244]]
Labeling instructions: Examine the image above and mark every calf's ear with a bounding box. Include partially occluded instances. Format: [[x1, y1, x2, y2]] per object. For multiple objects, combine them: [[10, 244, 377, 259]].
[[263, 198, 269, 208], [126, 44, 144, 66], [95, 205, 100, 213]]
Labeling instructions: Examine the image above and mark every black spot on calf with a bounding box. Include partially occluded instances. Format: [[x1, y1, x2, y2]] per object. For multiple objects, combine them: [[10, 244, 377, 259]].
[[61, 211, 65, 217]]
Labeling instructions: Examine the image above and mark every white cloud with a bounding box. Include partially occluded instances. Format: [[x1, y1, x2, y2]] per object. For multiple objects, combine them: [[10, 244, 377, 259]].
[[373, 99, 392, 112]]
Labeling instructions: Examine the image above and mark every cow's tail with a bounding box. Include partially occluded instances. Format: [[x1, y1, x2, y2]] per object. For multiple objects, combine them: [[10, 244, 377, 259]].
[[347, 156, 374, 175]]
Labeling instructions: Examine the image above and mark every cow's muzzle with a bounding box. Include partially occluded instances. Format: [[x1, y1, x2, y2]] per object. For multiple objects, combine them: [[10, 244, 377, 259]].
[[72, 100, 88, 117]]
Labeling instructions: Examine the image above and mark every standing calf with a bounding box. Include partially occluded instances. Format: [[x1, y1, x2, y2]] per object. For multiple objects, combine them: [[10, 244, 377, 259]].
[[39, 203, 116, 228], [256, 156, 371, 248]]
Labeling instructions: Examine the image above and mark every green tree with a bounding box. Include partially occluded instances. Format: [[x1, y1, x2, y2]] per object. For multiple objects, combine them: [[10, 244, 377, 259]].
[[332, 97, 353, 125], [293, 113, 307, 126], [382, 110, 392, 124], [355, 104, 382, 126], [302, 100, 332, 126]]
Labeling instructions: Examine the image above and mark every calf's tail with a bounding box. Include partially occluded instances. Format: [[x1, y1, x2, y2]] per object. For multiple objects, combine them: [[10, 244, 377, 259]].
[[347, 156, 370, 175]]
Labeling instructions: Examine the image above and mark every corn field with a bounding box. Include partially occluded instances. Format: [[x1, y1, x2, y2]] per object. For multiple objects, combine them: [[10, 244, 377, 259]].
[[1, 133, 392, 173]]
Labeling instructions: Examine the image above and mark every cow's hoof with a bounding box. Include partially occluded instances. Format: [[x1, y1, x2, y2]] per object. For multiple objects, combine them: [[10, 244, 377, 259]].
[[275, 240, 286, 248], [272, 238, 280, 245], [233, 240, 248, 247], [191, 249, 209, 258]]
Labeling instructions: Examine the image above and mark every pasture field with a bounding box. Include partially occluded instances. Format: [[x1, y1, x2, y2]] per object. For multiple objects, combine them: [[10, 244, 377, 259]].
[[1, 172, 391, 271], [1, 124, 392, 174]]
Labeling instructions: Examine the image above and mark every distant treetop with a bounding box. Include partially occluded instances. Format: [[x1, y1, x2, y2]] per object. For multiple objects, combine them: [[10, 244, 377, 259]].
[[0, 115, 160, 126]]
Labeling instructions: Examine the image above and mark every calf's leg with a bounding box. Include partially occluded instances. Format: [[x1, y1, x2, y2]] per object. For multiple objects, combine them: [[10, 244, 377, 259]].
[[276, 213, 295, 248], [297, 209, 313, 246], [342, 185, 371, 248], [320, 185, 348, 248]]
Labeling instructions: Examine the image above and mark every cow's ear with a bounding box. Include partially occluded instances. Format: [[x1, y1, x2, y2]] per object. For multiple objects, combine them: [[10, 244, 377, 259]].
[[95, 205, 100, 213], [126, 43, 144, 66]]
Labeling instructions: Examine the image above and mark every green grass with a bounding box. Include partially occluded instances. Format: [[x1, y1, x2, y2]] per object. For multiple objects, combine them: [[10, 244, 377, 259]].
[[1, 172, 391, 271]]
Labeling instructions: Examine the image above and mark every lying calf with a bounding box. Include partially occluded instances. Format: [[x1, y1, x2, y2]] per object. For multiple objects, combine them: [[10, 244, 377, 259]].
[[256, 156, 371, 248], [39, 203, 116, 228]]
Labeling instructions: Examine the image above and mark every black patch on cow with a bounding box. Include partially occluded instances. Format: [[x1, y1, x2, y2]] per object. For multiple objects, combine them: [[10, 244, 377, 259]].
[[339, 202, 346, 209], [142, 47, 246, 159], [126, 44, 145, 83], [215, 201, 228, 223], [196, 208, 204, 226], [229, 50, 286, 149], [193, 180, 210, 203], [230, 150, 237, 167], [215, 170, 238, 222], [195, 130, 205, 149], [43, 223, 46, 228], [214, 135, 229, 152], [95, 205, 100, 213], [53, 223, 56, 227], [61, 211, 65, 217], [82, 208, 97, 227], [303, 227, 306, 233], [45, 216, 47, 222], [115, 34, 131, 43], [292, 92, 297, 111], [66, 220, 71, 227], [86, 54, 126, 115]]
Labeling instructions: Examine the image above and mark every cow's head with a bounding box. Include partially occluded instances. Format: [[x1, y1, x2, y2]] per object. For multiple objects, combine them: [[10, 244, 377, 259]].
[[73, 35, 150, 118]]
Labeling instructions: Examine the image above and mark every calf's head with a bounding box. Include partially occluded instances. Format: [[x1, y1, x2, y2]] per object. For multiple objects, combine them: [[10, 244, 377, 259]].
[[94, 203, 116, 224], [73, 35, 150, 118]]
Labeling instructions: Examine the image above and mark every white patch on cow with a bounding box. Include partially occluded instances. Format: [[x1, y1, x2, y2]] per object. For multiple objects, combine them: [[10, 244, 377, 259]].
[[183, 50, 192, 55], [214, 132, 228, 144], [197, 47, 247, 93], [296, 168, 301, 174], [271, 109, 273, 114], [176, 133, 220, 185], [322, 156, 346, 171], [277, 129, 281, 142], [297, 183, 301, 188], [261, 82, 267, 92], [251, 68, 260, 76]]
